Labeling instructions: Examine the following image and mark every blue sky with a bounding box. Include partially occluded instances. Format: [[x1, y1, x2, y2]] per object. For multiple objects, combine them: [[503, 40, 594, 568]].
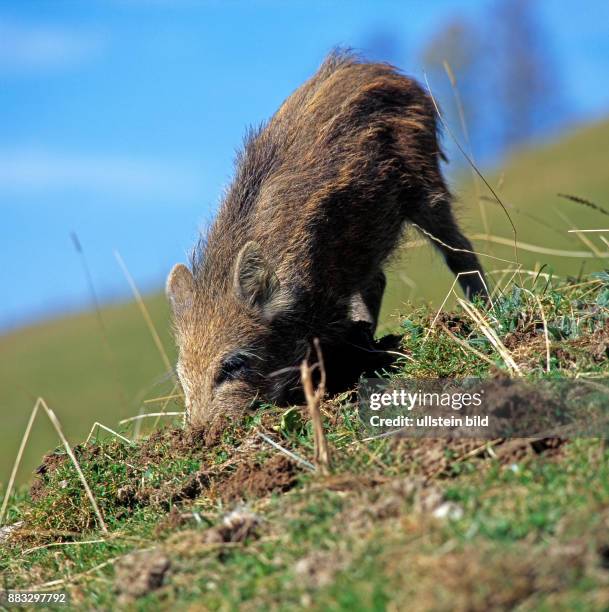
[[1, 0, 609, 330]]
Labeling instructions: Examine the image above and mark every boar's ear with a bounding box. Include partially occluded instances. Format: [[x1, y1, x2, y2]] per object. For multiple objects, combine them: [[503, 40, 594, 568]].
[[234, 241, 283, 317], [166, 263, 195, 316]]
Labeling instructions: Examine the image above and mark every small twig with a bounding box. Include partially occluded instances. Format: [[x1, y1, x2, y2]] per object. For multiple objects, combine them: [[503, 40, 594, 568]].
[[300, 339, 331, 475], [257, 433, 315, 471]]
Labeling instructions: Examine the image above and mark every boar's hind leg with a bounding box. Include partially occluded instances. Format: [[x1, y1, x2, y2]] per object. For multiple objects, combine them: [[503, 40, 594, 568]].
[[349, 271, 386, 335], [413, 198, 488, 301]]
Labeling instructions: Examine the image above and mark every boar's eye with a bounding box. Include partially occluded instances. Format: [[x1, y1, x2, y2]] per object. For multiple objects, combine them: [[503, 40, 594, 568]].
[[215, 353, 249, 386]]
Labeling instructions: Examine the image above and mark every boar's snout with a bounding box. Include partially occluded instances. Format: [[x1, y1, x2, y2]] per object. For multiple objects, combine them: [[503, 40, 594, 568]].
[[166, 242, 291, 426]]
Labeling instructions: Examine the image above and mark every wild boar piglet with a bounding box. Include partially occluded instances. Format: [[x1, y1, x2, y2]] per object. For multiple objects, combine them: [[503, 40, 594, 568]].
[[166, 51, 487, 427]]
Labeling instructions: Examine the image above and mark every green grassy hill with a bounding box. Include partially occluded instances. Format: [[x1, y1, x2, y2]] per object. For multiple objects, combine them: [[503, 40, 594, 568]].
[[3, 273, 609, 608], [381, 118, 609, 323], [0, 296, 176, 487], [1, 118, 609, 488]]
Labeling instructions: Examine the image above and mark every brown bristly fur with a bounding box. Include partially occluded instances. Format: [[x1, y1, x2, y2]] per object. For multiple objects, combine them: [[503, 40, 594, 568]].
[[166, 50, 486, 428]]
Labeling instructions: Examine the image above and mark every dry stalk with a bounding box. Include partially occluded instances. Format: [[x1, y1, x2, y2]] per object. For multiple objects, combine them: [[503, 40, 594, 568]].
[[40, 398, 109, 533], [0, 399, 41, 527], [119, 412, 185, 425], [114, 250, 176, 381], [143, 394, 183, 404], [71, 233, 127, 412], [257, 432, 315, 471], [457, 299, 521, 376], [300, 338, 331, 475], [470, 233, 609, 258], [424, 269, 494, 344], [556, 210, 604, 257], [443, 60, 489, 238], [522, 288, 551, 373], [85, 422, 133, 446], [153, 382, 180, 429], [438, 322, 497, 368]]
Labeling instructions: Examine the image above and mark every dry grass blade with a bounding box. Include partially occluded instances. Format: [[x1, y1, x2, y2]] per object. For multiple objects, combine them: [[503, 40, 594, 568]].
[[300, 339, 331, 475], [358, 429, 405, 443], [470, 233, 609, 258], [71, 233, 127, 412], [479, 195, 565, 238], [423, 72, 519, 267], [143, 394, 183, 404], [443, 60, 489, 238], [555, 278, 602, 292], [556, 210, 604, 257], [114, 250, 174, 379], [39, 398, 108, 533], [438, 322, 497, 368], [413, 224, 516, 265], [424, 270, 493, 344], [488, 268, 556, 280], [24, 538, 108, 555], [257, 432, 315, 471], [490, 267, 556, 300], [153, 382, 180, 429], [567, 229, 609, 233], [0, 399, 41, 527], [85, 422, 133, 446], [119, 412, 185, 425], [457, 299, 521, 376], [522, 289, 551, 373]]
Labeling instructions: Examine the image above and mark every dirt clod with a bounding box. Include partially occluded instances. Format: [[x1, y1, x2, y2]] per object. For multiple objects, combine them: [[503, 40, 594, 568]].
[[219, 454, 297, 502], [30, 452, 69, 501], [114, 550, 170, 602]]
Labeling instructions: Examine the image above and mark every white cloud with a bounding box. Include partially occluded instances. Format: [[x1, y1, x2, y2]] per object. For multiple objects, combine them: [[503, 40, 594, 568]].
[[0, 19, 104, 74], [0, 149, 204, 203]]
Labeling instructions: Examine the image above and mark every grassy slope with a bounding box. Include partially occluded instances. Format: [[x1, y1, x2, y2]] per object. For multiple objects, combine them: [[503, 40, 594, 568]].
[[1, 118, 609, 487], [2, 275, 609, 609], [0, 296, 176, 486]]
